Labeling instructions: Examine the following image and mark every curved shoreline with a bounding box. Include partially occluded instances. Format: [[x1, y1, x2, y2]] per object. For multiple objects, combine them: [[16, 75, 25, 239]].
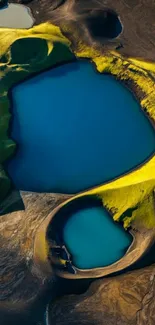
[[0, 22, 155, 282], [33, 195, 155, 279], [0, 23, 155, 199], [5, 53, 155, 196]]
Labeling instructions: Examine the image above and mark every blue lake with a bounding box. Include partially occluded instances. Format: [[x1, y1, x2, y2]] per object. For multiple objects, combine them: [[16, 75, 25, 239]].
[[63, 203, 132, 269], [6, 60, 155, 194]]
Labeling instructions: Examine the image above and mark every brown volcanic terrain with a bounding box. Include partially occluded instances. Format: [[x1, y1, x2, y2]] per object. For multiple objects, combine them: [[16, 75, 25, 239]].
[[48, 265, 155, 325], [0, 191, 155, 325], [9, 0, 155, 61], [0, 192, 71, 324], [1, 1, 155, 324]]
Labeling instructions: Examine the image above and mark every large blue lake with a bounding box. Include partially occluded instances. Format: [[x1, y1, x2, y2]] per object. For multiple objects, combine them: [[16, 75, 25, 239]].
[[63, 203, 132, 269], [6, 60, 155, 194]]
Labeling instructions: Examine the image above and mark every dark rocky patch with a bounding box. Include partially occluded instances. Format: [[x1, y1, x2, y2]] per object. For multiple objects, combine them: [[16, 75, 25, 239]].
[[0, 0, 7, 8]]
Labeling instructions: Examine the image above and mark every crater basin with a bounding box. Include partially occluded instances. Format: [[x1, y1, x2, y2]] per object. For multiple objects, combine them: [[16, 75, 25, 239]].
[[62, 199, 132, 269], [6, 60, 155, 194]]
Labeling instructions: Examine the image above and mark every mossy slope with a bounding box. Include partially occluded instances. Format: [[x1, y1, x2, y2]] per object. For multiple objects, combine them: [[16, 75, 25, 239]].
[[0, 22, 155, 230], [62, 155, 155, 230], [58, 33, 155, 230], [0, 23, 74, 202]]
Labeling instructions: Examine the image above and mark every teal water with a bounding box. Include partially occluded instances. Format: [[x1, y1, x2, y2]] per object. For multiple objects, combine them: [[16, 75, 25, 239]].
[[6, 60, 155, 194], [63, 205, 132, 269]]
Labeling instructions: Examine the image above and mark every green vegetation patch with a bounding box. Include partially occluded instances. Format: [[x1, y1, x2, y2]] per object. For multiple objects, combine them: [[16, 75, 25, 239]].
[[0, 25, 75, 203]]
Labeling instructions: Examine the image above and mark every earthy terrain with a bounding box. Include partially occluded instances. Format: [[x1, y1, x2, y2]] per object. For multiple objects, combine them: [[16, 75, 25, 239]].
[[0, 1, 155, 324], [48, 264, 155, 325], [9, 0, 155, 61], [0, 191, 71, 324], [0, 191, 155, 325]]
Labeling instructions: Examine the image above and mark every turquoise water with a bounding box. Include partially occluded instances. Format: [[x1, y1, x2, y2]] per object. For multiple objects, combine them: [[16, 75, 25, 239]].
[[6, 60, 155, 194], [63, 204, 132, 268]]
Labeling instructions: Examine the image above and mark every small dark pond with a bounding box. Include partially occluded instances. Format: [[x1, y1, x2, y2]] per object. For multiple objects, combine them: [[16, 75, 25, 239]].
[[86, 10, 122, 39]]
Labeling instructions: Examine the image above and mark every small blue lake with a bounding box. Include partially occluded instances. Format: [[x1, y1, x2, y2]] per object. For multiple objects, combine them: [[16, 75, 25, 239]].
[[62, 200, 132, 269], [6, 60, 155, 194]]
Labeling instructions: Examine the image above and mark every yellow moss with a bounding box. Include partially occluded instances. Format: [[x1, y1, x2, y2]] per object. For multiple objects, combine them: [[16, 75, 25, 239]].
[[1, 22, 155, 229], [60, 155, 155, 229], [0, 22, 70, 58], [128, 58, 155, 74], [123, 216, 135, 230], [0, 22, 74, 202], [60, 41, 155, 230], [131, 193, 155, 229], [75, 44, 155, 122], [59, 259, 67, 266]]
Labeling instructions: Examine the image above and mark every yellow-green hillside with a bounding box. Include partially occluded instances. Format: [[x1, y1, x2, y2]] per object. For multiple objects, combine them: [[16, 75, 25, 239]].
[[0, 22, 155, 229], [0, 23, 74, 202]]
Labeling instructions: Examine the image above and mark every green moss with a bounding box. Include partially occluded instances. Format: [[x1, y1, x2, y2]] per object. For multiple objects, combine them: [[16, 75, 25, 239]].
[[70, 43, 155, 229], [0, 22, 155, 231], [0, 24, 75, 202]]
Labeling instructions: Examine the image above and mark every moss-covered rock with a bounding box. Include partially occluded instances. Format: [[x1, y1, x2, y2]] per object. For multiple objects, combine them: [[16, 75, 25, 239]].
[[0, 23, 75, 203]]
